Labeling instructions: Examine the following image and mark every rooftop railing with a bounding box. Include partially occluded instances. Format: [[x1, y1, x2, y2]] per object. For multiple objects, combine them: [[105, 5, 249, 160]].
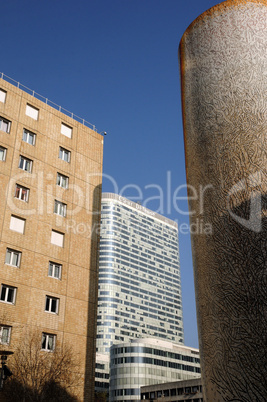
[[0, 72, 97, 132]]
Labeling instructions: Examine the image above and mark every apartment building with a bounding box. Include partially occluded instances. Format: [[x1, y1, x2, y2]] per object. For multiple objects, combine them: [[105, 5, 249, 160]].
[[0, 75, 103, 400]]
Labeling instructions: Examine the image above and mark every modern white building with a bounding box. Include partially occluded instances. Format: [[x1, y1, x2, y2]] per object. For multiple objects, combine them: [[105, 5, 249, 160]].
[[140, 377, 203, 402], [95, 193, 184, 394], [109, 338, 201, 401]]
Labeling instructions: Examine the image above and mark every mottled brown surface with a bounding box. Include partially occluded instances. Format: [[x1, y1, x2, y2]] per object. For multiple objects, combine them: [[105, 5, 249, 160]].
[[179, 1, 267, 401]]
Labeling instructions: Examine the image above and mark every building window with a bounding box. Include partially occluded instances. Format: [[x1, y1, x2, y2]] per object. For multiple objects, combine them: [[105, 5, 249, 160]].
[[59, 146, 70, 163], [0, 285, 16, 304], [48, 261, 62, 279], [0, 326, 11, 345], [15, 184, 29, 202], [10, 215, 25, 234], [0, 89, 7, 103], [54, 200, 66, 217], [61, 123, 72, 138], [5, 248, 21, 267], [56, 172, 68, 189], [45, 296, 59, 314], [0, 146, 7, 161], [170, 389, 177, 396], [41, 333, 56, 351], [19, 155, 32, 172], [51, 230, 64, 247], [26, 104, 39, 120], [0, 116, 11, 133], [23, 128, 36, 145]]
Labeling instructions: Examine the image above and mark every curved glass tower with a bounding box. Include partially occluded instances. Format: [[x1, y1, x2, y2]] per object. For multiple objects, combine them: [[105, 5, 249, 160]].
[[95, 193, 184, 392], [97, 193, 184, 351], [110, 338, 200, 401]]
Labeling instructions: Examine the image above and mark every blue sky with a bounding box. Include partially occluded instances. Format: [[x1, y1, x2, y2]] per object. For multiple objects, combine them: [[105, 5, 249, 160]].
[[1, 0, 220, 348]]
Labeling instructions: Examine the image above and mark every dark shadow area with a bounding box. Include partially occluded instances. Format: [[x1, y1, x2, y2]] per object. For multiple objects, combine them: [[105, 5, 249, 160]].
[[3, 379, 79, 402], [84, 183, 102, 401], [94, 390, 108, 402], [198, 194, 267, 401]]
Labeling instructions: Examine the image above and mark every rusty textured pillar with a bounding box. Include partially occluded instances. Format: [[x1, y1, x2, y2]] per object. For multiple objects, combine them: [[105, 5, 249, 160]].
[[179, 1, 267, 401]]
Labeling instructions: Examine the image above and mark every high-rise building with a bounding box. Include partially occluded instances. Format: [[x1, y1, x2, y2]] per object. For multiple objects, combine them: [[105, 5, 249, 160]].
[[96, 193, 184, 393], [0, 74, 103, 401]]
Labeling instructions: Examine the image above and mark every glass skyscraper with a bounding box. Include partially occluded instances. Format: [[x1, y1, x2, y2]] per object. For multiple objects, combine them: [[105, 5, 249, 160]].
[[95, 193, 184, 393]]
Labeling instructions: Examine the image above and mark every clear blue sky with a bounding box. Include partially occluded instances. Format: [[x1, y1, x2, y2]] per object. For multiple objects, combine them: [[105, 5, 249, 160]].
[[1, 0, 220, 348]]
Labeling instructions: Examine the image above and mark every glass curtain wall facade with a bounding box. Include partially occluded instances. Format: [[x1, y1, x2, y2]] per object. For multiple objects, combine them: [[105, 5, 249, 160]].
[[109, 339, 201, 401], [95, 193, 184, 392]]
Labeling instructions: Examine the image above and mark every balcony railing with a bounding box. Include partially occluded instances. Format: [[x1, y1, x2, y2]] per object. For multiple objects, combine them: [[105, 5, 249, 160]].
[[0, 72, 97, 132]]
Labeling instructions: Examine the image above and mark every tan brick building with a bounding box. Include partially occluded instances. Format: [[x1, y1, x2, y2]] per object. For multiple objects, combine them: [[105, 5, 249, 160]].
[[0, 75, 103, 401]]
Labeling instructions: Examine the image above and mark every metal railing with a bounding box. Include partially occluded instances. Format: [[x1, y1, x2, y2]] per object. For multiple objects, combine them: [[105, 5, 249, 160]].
[[0, 72, 97, 132]]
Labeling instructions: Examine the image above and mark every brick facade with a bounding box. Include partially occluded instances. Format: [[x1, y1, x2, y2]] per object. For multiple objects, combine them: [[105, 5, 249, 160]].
[[0, 78, 103, 401]]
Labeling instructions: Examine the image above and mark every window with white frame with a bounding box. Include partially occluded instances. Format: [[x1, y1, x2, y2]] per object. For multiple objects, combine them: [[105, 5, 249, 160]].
[[0, 146, 7, 161], [10, 215, 25, 234], [26, 104, 39, 120], [59, 146, 70, 162], [54, 200, 66, 217], [51, 230, 64, 247], [0, 284, 16, 304], [48, 261, 62, 279], [15, 184, 29, 202], [61, 123, 72, 138], [5, 248, 21, 267], [56, 172, 68, 189], [0, 116, 11, 133], [41, 333, 56, 351], [45, 296, 59, 314], [0, 89, 7, 103], [23, 128, 36, 145], [0, 325, 11, 345], [19, 155, 32, 172]]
